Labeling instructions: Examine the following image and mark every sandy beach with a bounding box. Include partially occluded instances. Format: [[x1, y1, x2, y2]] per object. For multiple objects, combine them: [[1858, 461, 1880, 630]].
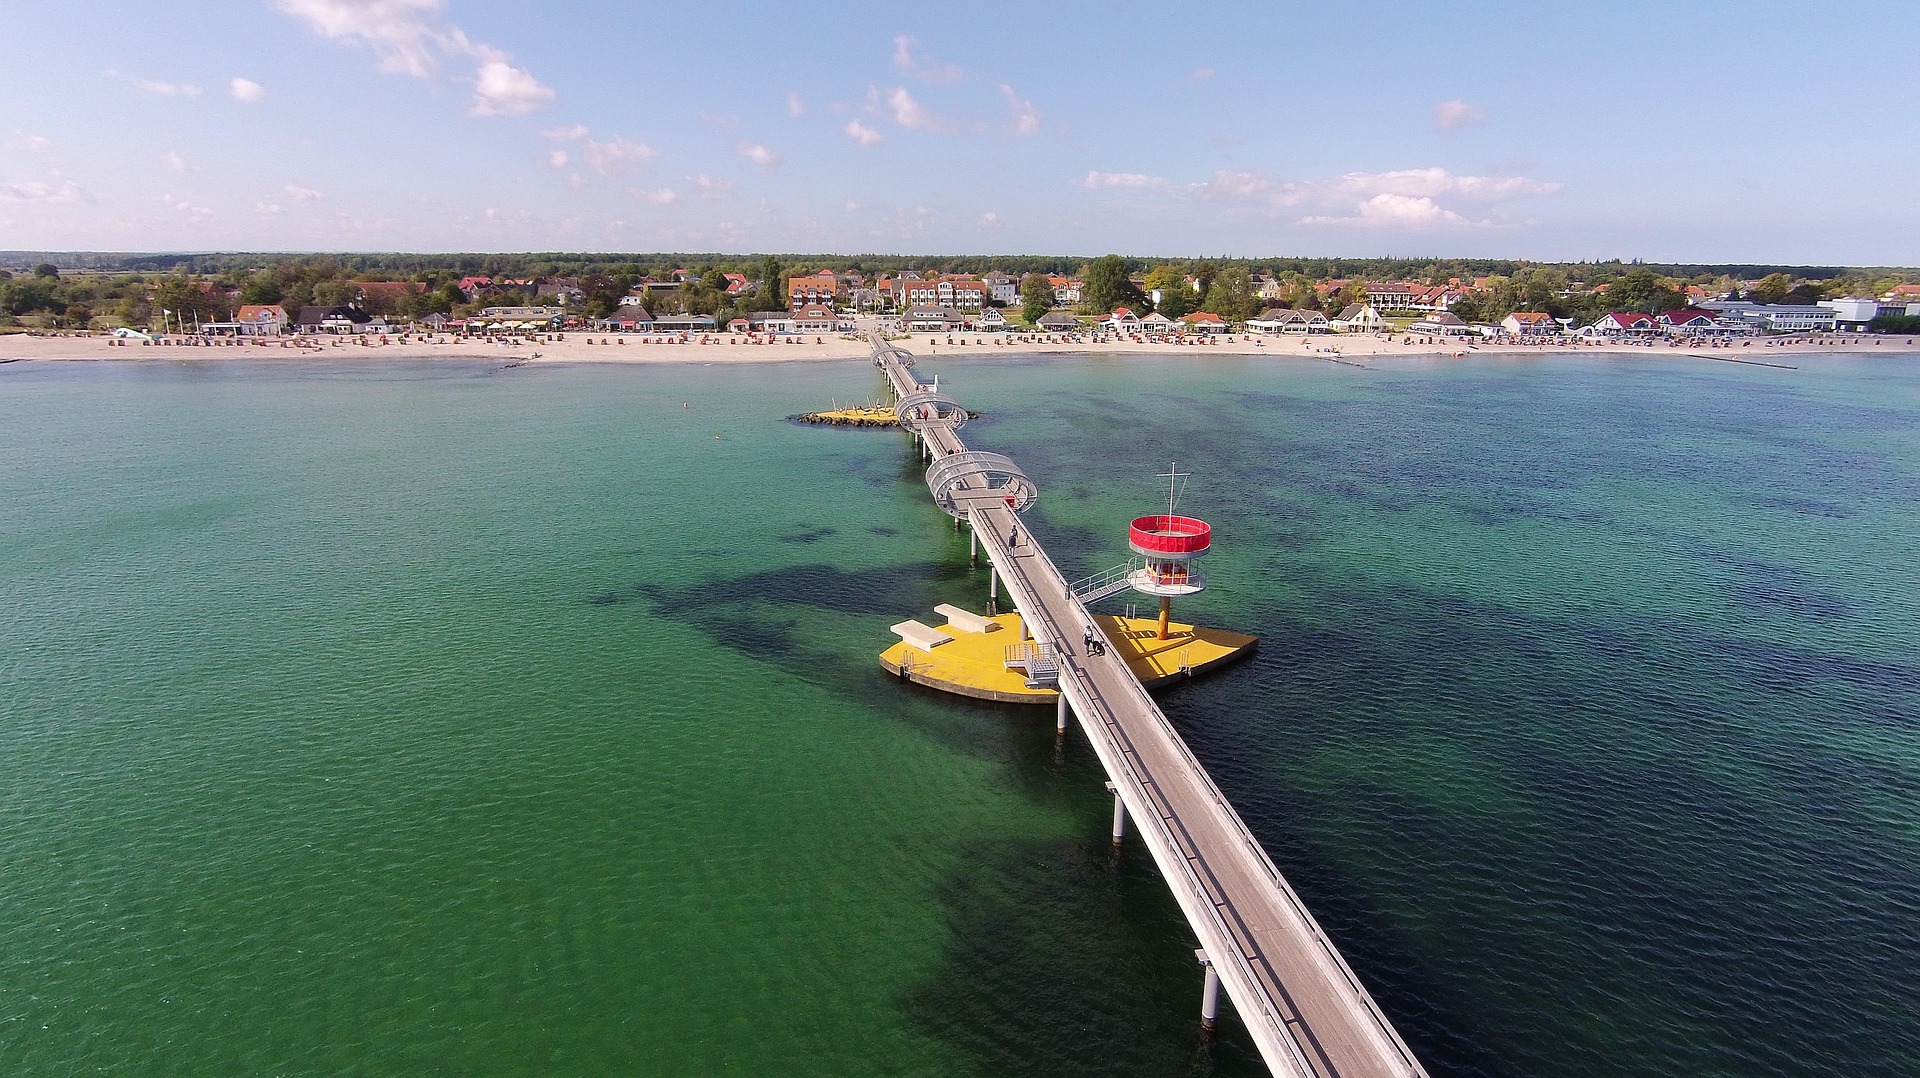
[[6, 328, 1919, 366]]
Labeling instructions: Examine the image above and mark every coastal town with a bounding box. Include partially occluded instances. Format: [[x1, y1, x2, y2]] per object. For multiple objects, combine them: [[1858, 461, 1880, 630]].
[[4, 257, 1920, 352]]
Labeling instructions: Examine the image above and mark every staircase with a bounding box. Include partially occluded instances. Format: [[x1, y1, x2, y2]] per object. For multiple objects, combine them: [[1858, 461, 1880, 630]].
[[1003, 641, 1061, 688], [1070, 557, 1143, 604]]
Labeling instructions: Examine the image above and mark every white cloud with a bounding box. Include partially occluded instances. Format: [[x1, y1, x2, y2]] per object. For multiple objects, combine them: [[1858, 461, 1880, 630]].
[[541, 123, 590, 141], [737, 142, 781, 168], [19, 133, 51, 151], [631, 187, 678, 204], [1434, 99, 1488, 131], [0, 179, 83, 203], [272, 0, 554, 118], [165, 151, 194, 172], [230, 77, 266, 103], [1082, 171, 1171, 190], [256, 201, 284, 215], [885, 86, 936, 130], [285, 184, 326, 201], [1078, 161, 1557, 231], [1194, 169, 1273, 198], [1328, 167, 1558, 200], [843, 199, 860, 212], [786, 90, 806, 117], [999, 84, 1041, 136], [135, 78, 201, 97], [548, 149, 569, 168], [1301, 193, 1477, 229], [843, 119, 885, 147], [162, 194, 213, 219], [978, 211, 1000, 227], [686, 173, 733, 199], [470, 57, 554, 117], [1190, 67, 1216, 81], [891, 35, 962, 84], [582, 135, 657, 175]]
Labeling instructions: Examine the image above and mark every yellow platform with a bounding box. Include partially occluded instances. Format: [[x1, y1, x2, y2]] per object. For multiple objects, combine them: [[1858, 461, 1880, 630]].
[[879, 610, 1257, 704]]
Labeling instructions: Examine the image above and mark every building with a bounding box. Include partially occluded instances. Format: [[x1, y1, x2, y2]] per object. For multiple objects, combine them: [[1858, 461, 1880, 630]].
[[744, 310, 797, 334], [608, 310, 655, 331], [901, 276, 988, 312], [1330, 303, 1383, 332], [294, 305, 372, 334], [1139, 311, 1176, 333], [1702, 302, 1837, 333], [478, 305, 565, 322], [905, 305, 966, 331], [1818, 297, 1880, 330], [1048, 276, 1082, 304], [981, 271, 1018, 305], [1364, 282, 1419, 310], [1501, 311, 1559, 336], [973, 307, 1009, 331], [788, 270, 843, 310], [1035, 310, 1081, 332], [233, 304, 288, 335], [793, 304, 838, 332], [1246, 308, 1329, 335], [1655, 307, 1729, 336], [1101, 307, 1142, 333], [654, 313, 718, 333], [1585, 312, 1658, 337], [1178, 311, 1230, 333], [1408, 311, 1473, 336]]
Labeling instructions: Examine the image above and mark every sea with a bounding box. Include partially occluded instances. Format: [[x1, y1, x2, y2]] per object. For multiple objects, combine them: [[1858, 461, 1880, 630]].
[[2, 349, 1916, 1076]]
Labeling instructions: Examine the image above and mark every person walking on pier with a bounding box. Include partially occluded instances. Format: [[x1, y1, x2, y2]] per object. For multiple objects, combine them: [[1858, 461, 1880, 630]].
[[1009, 524, 1019, 548]]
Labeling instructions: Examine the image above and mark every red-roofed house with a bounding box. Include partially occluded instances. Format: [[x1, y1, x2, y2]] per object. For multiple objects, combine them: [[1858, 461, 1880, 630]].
[[1586, 312, 1657, 337], [1656, 307, 1725, 335], [1178, 311, 1230, 333], [1101, 307, 1141, 332], [788, 271, 842, 310], [233, 305, 287, 335], [793, 304, 838, 332], [724, 273, 750, 296]]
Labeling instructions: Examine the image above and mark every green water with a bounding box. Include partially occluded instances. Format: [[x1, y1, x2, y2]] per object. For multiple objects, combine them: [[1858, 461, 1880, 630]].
[[2, 352, 1917, 1075]]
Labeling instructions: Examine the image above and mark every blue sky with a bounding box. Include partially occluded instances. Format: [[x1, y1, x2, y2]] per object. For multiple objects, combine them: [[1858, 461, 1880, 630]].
[[2, 0, 1915, 263]]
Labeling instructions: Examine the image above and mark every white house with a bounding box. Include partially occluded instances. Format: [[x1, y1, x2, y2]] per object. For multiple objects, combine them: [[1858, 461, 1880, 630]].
[[1408, 312, 1473, 336], [1330, 303, 1384, 332], [1100, 307, 1142, 333], [981, 271, 1018, 305], [1247, 308, 1329, 335], [1501, 311, 1558, 336], [792, 304, 837, 332], [1585, 312, 1658, 337]]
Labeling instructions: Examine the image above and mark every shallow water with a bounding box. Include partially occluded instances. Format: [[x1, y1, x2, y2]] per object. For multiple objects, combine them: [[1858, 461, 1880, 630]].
[[2, 351, 1916, 1075]]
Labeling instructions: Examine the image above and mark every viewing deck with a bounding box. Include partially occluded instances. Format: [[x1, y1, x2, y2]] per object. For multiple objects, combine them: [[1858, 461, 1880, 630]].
[[873, 336, 1427, 1078]]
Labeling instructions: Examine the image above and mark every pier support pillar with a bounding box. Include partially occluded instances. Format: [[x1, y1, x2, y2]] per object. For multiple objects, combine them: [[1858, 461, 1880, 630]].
[[1158, 596, 1172, 640], [969, 525, 976, 566], [1197, 950, 1221, 1033], [1105, 781, 1126, 846], [1056, 692, 1069, 735]]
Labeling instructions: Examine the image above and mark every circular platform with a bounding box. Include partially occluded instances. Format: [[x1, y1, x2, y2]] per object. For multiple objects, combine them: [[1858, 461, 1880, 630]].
[[1128, 515, 1212, 560]]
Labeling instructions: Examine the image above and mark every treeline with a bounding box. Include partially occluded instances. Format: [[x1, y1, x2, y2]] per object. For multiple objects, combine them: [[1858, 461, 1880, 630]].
[[6, 250, 1907, 283]]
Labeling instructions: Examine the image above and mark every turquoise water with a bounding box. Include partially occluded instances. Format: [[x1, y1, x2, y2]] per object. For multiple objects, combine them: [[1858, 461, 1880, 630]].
[[2, 351, 1917, 1075]]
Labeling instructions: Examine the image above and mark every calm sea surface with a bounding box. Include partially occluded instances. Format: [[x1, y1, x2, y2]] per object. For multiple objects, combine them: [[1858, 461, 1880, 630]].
[[2, 350, 1916, 1076]]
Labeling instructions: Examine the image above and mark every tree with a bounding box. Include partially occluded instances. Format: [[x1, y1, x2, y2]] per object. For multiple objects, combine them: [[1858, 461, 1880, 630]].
[[1200, 266, 1255, 322], [1606, 267, 1682, 313], [1751, 273, 1793, 304], [240, 272, 284, 305], [33, 263, 59, 278], [1020, 273, 1053, 324], [1079, 254, 1140, 315]]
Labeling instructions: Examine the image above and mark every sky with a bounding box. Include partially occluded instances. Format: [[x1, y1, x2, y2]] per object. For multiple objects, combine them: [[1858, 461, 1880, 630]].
[[1, 0, 1916, 264]]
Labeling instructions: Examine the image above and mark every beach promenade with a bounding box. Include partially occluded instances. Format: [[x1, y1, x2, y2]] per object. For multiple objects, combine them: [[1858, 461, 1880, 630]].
[[875, 335, 1427, 1078]]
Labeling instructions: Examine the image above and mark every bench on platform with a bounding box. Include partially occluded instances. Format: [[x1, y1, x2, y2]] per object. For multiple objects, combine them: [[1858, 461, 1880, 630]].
[[890, 619, 954, 653], [933, 603, 998, 634]]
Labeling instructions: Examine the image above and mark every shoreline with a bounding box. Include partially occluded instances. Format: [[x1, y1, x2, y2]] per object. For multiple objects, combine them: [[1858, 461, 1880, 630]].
[[5, 330, 1919, 367]]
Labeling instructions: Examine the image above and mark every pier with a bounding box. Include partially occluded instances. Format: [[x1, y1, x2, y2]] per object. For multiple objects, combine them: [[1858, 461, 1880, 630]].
[[871, 336, 1427, 1078]]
